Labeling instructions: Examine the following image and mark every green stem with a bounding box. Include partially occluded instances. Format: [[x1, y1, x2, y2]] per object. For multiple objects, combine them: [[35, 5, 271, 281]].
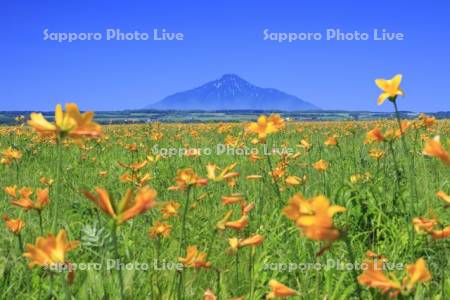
[[111, 223, 125, 300], [38, 211, 44, 235], [60, 271, 71, 300], [51, 138, 63, 232], [343, 234, 363, 300], [17, 233, 24, 252]]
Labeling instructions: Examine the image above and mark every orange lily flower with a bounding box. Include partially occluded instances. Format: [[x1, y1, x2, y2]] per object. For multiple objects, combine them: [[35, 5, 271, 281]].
[[266, 279, 297, 299], [84, 186, 157, 225], [160, 201, 181, 219], [358, 254, 401, 296], [405, 258, 432, 290], [203, 289, 217, 300], [23, 229, 79, 268], [422, 136, 450, 165], [148, 221, 172, 238], [3, 214, 25, 234], [168, 168, 208, 191], [10, 188, 49, 212], [283, 194, 345, 241], [247, 115, 281, 142], [313, 159, 328, 172], [178, 245, 211, 268], [225, 215, 249, 231], [206, 162, 239, 182], [436, 191, 450, 204]]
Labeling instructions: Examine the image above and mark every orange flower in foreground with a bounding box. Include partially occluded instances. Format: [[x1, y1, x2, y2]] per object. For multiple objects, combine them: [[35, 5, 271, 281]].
[[412, 217, 437, 234], [422, 136, 450, 165], [283, 194, 345, 241], [84, 186, 157, 225], [178, 245, 211, 269], [266, 279, 297, 299], [3, 214, 25, 234], [405, 258, 432, 290], [23, 229, 79, 268], [358, 254, 401, 297], [168, 168, 208, 191]]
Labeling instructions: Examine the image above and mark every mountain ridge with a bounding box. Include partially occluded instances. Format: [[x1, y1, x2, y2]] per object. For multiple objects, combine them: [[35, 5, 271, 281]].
[[146, 74, 320, 111]]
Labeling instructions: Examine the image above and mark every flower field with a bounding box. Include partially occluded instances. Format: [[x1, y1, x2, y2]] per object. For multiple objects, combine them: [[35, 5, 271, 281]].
[[0, 76, 449, 299]]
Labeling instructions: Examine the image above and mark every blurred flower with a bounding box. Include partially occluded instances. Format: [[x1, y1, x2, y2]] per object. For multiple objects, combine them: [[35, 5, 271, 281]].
[[168, 168, 208, 191], [405, 258, 432, 290], [225, 215, 249, 231], [10, 188, 49, 212], [23, 229, 79, 268], [423, 136, 450, 165], [148, 221, 172, 238], [3, 214, 25, 235], [436, 191, 450, 204], [313, 159, 328, 172], [178, 245, 211, 268], [160, 201, 180, 219], [203, 289, 216, 300], [266, 279, 297, 299], [247, 114, 284, 142], [1, 147, 22, 165], [28, 103, 101, 138], [206, 162, 239, 182], [358, 253, 401, 297], [283, 194, 345, 241]]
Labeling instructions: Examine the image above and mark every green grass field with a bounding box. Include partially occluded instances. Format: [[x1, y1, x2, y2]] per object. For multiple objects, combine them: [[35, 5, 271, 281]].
[[0, 117, 449, 299]]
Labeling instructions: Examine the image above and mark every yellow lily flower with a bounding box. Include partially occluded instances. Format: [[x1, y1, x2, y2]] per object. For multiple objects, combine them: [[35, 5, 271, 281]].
[[375, 74, 404, 105]]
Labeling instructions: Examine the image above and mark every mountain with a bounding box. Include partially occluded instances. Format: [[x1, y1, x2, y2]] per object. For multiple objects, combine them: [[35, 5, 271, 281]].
[[146, 74, 319, 111]]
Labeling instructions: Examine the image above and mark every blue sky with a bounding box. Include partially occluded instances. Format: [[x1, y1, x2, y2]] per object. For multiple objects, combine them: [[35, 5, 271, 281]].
[[0, 0, 449, 112]]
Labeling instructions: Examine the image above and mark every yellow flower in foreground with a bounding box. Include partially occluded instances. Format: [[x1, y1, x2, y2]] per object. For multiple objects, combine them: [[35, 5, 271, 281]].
[[28, 103, 101, 138], [23, 229, 79, 268], [266, 279, 297, 299], [283, 194, 345, 241], [375, 74, 404, 105], [84, 186, 157, 225], [3, 214, 25, 235], [178, 245, 211, 269], [423, 136, 450, 165]]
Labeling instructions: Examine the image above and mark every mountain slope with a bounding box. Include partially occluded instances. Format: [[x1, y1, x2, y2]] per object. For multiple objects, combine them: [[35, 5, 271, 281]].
[[147, 74, 319, 111]]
